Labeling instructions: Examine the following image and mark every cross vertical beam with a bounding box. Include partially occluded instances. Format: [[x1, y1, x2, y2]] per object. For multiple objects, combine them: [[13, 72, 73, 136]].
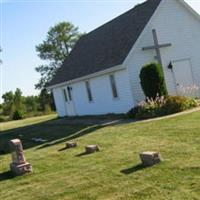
[[152, 29, 163, 68]]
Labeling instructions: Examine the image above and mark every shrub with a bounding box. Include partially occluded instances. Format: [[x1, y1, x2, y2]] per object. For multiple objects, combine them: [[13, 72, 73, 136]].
[[127, 106, 140, 118], [163, 96, 198, 115], [139, 63, 168, 99], [127, 96, 198, 119], [185, 97, 198, 108], [135, 95, 166, 119], [12, 110, 24, 120]]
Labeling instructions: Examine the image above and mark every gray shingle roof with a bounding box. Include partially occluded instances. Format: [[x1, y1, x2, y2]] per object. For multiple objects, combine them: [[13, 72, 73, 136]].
[[49, 0, 162, 86]]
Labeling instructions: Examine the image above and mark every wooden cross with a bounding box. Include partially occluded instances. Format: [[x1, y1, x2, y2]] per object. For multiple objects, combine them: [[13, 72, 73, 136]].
[[142, 29, 172, 69]]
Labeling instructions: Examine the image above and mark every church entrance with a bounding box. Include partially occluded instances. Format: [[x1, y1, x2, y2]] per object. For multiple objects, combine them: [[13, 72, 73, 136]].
[[64, 86, 76, 116], [172, 59, 195, 96]]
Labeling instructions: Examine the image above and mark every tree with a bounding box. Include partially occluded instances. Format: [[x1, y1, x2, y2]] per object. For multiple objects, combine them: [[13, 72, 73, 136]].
[[13, 88, 24, 111], [139, 63, 168, 99], [1, 88, 25, 118], [38, 88, 55, 113], [35, 22, 82, 89], [24, 95, 39, 113], [2, 91, 14, 115]]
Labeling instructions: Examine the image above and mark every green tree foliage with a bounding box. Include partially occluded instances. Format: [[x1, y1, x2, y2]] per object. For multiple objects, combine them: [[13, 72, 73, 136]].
[[2, 91, 14, 116], [13, 88, 24, 111], [39, 89, 54, 114], [2, 88, 24, 119], [35, 22, 82, 89], [24, 96, 40, 113], [139, 63, 168, 99], [12, 110, 24, 120], [1, 88, 54, 120]]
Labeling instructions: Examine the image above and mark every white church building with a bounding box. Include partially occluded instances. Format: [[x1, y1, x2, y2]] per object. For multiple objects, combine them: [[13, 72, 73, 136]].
[[48, 0, 200, 117]]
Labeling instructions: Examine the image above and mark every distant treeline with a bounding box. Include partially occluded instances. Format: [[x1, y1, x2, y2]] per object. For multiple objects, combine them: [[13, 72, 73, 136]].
[[0, 88, 55, 121]]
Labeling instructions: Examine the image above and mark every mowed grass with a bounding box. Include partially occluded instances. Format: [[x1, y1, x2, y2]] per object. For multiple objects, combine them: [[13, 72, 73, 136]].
[[0, 112, 200, 200]]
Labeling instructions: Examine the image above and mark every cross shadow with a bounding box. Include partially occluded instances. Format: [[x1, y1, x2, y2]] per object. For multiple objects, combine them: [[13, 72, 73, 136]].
[[120, 164, 149, 175], [0, 171, 14, 182]]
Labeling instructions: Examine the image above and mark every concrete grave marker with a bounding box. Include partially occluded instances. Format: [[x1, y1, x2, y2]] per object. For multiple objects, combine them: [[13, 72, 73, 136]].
[[85, 145, 99, 154], [66, 141, 77, 148], [140, 151, 161, 167], [9, 139, 32, 175]]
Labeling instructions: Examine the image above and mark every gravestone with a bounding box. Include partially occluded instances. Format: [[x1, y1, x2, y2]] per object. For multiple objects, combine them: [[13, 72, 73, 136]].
[[66, 141, 77, 148], [9, 139, 32, 175], [85, 145, 99, 154], [140, 151, 161, 167]]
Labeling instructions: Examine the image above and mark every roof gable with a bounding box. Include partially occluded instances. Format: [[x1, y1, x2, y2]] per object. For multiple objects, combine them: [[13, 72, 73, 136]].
[[49, 0, 162, 86]]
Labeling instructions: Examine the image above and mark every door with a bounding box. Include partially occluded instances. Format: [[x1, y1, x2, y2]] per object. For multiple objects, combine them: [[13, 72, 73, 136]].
[[63, 86, 76, 116], [172, 59, 194, 96]]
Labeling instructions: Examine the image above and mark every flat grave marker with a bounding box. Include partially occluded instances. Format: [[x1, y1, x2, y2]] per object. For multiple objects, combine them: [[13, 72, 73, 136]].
[[85, 145, 99, 154], [66, 142, 77, 149], [140, 151, 161, 167]]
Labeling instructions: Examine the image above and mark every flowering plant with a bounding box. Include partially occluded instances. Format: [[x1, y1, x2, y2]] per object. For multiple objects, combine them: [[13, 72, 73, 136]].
[[127, 94, 198, 119], [178, 84, 199, 97]]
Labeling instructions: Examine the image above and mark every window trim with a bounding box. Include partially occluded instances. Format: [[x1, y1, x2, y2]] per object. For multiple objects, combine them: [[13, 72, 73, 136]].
[[109, 74, 118, 99], [85, 80, 93, 102]]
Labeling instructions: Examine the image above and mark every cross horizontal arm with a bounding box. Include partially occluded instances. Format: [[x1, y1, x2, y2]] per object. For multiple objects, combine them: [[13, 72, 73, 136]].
[[142, 43, 172, 51]]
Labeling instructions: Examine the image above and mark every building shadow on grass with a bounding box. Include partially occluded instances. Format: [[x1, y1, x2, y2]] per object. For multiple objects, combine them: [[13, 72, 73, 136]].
[[37, 124, 102, 150], [120, 164, 149, 174], [0, 171, 15, 182], [0, 118, 101, 154], [0, 117, 130, 154]]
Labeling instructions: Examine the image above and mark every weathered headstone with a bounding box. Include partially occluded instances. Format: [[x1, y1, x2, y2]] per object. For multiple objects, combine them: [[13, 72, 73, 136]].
[[140, 151, 161, 167], [85, 145, 99, 154], [66, 141, 77, 149], [9, 139, 32, 175]]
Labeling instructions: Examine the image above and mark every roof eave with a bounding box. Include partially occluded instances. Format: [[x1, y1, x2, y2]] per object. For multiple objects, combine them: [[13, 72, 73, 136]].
[[47, 64, 126, 90]]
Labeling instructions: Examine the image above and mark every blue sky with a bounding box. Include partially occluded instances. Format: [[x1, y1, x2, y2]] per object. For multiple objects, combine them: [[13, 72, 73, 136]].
[[0, 0, 200, 101]]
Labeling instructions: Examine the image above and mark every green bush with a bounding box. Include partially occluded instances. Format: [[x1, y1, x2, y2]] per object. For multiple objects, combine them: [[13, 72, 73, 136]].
[[127, 96, 198, 119], [127, 106, 139, 118], [12, 110, 24, 120], [139, 63, 168, 99], [163, 96, 198, 115]]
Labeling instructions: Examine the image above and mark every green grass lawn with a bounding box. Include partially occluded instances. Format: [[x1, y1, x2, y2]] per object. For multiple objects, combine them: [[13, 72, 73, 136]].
[[0, 112, 200, 200]]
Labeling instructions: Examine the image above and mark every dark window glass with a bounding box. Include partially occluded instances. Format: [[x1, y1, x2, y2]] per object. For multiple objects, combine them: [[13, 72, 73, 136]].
[[63, 89, 68, 102], [67, 86, 72, 101], [109, 74, 118, 98], [85, 81, 93, 102]]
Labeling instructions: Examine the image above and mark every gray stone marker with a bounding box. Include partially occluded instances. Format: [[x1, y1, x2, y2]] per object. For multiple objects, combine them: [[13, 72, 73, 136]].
[[9, 139, 32, 175], [66, 141, 77, 148], [140, 151, 161, 167], [85, 145, 99, 154]]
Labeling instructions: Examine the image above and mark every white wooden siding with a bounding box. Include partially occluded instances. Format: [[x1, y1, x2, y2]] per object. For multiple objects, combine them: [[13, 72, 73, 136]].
[[124, 0, 200, 102], [52, 69, 134, 116]]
